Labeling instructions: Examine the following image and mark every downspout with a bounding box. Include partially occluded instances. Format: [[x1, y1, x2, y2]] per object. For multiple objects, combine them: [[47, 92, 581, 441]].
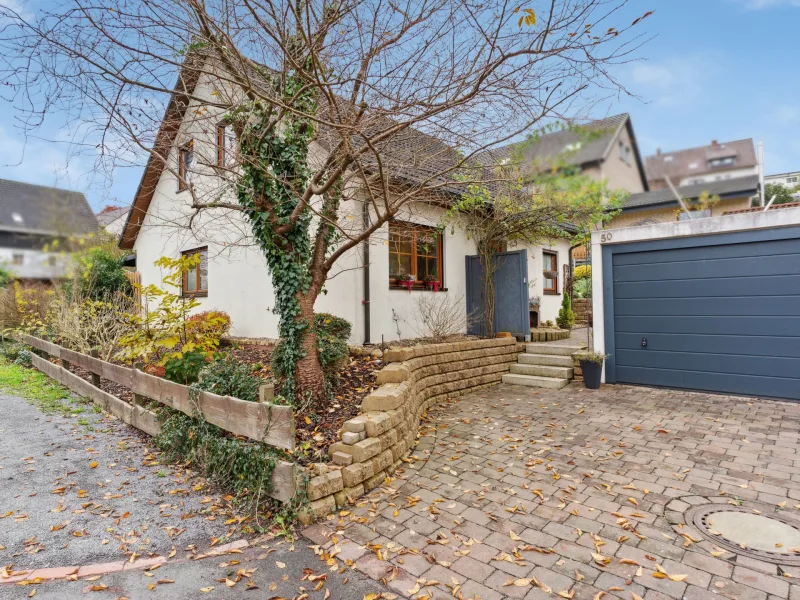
[[758, 141, 765, 206], [362, 199, 371, 345]]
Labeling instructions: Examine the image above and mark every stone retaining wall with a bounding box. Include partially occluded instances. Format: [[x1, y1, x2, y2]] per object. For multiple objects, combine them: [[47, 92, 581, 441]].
[[530, 328, 570, 342], [298, 337, 519, 523]]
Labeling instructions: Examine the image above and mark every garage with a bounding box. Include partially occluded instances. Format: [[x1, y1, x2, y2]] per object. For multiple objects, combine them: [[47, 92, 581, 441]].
[[593, 210, 800, 400]]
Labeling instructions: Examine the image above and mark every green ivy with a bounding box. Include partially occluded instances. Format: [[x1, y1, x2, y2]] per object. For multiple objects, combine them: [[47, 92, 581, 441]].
[[234, 69, 319, 405]]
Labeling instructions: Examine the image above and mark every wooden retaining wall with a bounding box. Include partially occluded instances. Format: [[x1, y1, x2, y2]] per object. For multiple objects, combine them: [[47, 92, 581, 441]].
[[16, 333, 296, 503]]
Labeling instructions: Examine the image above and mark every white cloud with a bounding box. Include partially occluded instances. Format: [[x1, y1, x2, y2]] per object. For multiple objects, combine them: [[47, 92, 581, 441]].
[[627, 55, 719, 109]]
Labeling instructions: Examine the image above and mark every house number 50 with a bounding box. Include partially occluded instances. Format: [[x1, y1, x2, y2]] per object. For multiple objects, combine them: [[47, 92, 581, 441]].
[[600, 232, 612, 243]]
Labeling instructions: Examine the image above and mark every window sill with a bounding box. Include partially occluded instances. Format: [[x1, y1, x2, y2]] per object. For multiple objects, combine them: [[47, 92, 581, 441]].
[[182, 291, 208, 298], [389, 285, 447, 292], [543, 290, 559, 296]]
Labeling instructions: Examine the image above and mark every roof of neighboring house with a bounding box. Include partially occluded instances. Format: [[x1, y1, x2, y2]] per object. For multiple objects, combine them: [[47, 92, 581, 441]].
[[96, 206, 130, 227], [476, 114, 648, 187], [723, 200, 800, 215], [646, 139, 757, 184], [0, 179, 98, 235], [622, 174, 760, 211]]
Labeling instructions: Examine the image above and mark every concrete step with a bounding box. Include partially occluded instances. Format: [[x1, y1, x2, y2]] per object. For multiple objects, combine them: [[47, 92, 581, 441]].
[[518, 353, 574, 367], [525, 342, 585, 356], [510, 363, 574, 379], [502, 373, 570, 389]]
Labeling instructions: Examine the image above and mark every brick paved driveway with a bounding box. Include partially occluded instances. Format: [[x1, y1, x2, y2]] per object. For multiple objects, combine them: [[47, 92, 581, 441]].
[[304, 382, 800, 600]]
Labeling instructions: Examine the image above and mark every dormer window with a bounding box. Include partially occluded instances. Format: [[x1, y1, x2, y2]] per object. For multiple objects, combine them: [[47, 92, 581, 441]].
[[709, 156, 736, 168]]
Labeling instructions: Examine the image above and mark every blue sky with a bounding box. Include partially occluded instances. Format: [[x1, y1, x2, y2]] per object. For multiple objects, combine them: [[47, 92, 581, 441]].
[[0, 0, 798, 211]]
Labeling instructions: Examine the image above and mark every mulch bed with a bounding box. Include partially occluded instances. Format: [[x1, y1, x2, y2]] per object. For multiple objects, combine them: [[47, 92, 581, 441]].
[[228, 343, 383, 462]]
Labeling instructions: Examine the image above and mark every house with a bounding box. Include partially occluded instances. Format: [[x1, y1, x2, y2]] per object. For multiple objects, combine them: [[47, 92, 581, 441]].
[[96, 205, 131, 238], [610, 175, 760, 228], [765, 170, 800, 188], [645, 139, 759, 190], [0, 179, 98, 280], [118, 58, 645, 344]]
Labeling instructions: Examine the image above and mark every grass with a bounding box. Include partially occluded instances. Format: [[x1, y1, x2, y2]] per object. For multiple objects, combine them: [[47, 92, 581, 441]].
[[0, 356, 75, 415]]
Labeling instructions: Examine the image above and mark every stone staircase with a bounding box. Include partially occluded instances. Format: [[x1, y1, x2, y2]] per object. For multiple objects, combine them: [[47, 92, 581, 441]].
[[502, 342, 586, 389]]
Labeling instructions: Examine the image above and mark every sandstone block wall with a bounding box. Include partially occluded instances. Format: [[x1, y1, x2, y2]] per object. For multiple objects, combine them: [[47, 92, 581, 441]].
[[298, 337, 519, 523]]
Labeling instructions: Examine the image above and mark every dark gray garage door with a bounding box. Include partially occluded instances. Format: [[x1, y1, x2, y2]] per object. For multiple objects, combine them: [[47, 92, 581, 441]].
[[605, 230, 800, 400]]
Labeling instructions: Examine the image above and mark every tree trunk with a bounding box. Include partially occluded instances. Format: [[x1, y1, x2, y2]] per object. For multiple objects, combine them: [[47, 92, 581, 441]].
[[293, 292, 327, 406]]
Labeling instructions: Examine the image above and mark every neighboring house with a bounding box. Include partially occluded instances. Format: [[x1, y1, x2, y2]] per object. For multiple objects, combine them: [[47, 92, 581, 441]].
[[479, 113, 648, 196], [645, 139, 758, 190], [119, 63, 647, 343], [0, 179, 98, 280], [610, 175, 760, 229], [765, 170, 800, 188], [96, 205, 131, 238]]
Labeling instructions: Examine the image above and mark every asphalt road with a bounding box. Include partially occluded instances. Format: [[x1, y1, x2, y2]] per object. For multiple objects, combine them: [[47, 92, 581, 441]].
[[0, 390, 389, 599]]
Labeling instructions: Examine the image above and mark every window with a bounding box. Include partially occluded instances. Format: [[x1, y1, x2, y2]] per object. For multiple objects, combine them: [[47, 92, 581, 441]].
[[788, 176, 798, 184], [12, 253, 23, 266], [216, 123, 237, 168], [178, 140, 194, 191], [678, 209, 711, 221], [181, 247, 208, 296], [48, 255, 57, 267], [543, 251, 558, 294], [388, 222, 443, 286], [709, 156, 735, 168]]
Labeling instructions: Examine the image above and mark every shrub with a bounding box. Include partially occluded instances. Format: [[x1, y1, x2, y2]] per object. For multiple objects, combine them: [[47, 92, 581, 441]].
[[50, 290, 133, 361], [574, 351, 608, 363], [14, 349, 32, 366], [573, 277, 591, 299], [555, 292, 575, 330], [0, 266, 11, 289], [411, 293, 469, 339], [195, 354, 264, 402], [73, 247, 132, 300], [164, 351, 208, 385], [315, 313, 351, 339], [573, 265, 591, 280], [0, 340, 27, 362], [187, 310, 232, 341], [14, 282, 55, 334]]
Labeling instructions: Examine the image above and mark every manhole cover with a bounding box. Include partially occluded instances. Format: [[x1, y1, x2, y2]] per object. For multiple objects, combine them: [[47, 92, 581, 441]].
[[689, 504, 800, 565]]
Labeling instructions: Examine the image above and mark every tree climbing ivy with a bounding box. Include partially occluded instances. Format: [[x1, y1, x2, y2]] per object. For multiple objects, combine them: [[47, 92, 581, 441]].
[[234, 70, 318, 405]]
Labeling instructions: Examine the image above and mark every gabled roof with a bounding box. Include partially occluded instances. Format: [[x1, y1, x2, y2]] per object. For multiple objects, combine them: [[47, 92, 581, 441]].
[[646, 139, 757, 184], [475, 114, 648, 190], [0, 179, 97, 236], [622, 174, 759, 211], [96, 206, 130, 227]]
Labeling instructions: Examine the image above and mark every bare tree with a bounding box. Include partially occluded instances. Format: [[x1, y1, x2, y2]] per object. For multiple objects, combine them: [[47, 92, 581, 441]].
[[0, 0, 651, 405]]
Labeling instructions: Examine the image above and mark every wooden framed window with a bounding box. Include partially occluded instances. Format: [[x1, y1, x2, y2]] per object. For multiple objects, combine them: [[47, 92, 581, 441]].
[[543, 250, 558, 294], [12, 253, 23, 266], [216, 123, 236, 168], [182, 247, 208, 296], [178, 140, 194, 191], [388, 222, 443, 287]]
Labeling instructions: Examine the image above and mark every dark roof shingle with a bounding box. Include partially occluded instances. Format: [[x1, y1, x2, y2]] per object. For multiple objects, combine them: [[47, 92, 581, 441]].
[[0, 179, 97, 235], [623, 175, 760, 210], [646, 139, 757, 185]]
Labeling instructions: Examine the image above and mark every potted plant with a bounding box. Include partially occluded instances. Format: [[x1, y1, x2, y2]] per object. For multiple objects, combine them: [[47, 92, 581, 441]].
[[395, 272, 414, 292], [529, 295, 540, 308], [574, 351, 608, 390], [422, 273, 440, 292]]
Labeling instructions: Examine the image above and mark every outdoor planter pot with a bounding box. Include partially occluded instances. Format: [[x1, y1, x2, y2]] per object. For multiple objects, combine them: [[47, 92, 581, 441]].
[[580, 360, 603, 389], [575, 352, 608, 390], [424, 281, 440, 292]]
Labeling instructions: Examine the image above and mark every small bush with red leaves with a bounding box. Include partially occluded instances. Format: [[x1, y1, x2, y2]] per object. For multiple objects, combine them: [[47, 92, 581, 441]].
[[187, 311, 232, 343]]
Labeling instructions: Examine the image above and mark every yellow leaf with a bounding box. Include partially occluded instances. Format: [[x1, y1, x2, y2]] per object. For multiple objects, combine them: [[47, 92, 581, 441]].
[[200, 587, 214, 593], [509, 530, 521, 541], [90, 461, 98, 469], [668, 574, 688, 582]]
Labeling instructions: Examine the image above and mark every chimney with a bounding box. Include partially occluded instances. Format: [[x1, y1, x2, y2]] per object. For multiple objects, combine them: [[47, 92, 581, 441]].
[[711, 139, 718, 147]]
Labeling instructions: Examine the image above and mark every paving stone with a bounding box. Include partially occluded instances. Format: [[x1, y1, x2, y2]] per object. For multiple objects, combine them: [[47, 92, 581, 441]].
[[734, 566, 790, 598]]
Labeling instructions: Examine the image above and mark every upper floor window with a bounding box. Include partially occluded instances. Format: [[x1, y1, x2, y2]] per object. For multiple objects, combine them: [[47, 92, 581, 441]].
[[788, 176, 798, 184], [12, 253, 24, 266], [178, 140, 194, 191], [709, 156, 735, 168], [543, 251, 558, 294], [388, 222, 443, 287], [217, 123, 237, 168], [182, 247, 208, 296]]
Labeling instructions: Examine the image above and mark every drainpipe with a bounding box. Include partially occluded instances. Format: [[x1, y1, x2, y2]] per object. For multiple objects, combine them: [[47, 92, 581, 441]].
[[362, 199, 371, 345]]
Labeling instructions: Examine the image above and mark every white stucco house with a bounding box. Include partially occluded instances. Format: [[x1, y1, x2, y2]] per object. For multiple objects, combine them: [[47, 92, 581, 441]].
[[119, 61, 647, 345]]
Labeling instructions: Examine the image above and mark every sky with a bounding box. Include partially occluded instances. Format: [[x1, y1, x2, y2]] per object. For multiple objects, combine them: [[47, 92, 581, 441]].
[[0, 0, 798, 211]]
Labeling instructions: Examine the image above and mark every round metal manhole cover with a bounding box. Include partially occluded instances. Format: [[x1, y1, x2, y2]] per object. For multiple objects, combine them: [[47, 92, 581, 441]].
[[688, 504, 800, 565]]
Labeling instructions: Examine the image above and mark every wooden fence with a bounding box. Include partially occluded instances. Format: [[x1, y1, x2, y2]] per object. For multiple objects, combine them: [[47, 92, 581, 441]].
[[14, 333, 297, 502]]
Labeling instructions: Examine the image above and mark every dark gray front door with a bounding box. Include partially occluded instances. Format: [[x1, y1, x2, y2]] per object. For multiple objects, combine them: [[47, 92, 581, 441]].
[[466, 250, 529, 339], [607, 233, 800, 399]]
